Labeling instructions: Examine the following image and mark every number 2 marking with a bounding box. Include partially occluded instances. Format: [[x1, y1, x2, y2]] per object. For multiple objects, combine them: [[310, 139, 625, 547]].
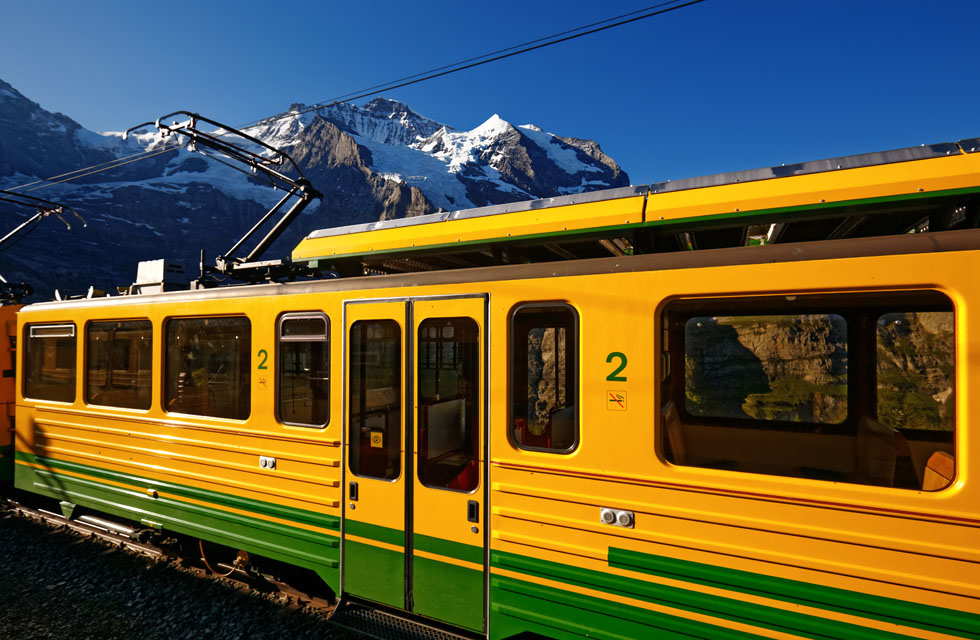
[[257, 349, 269, 370], [606, 352, 627, 382]]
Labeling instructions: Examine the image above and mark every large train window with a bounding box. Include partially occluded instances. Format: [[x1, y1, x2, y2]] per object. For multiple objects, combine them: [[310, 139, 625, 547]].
[[165, 317, 251, 420], [86, 320, 152, 410], [661, 291, 955, 490], [277, 313, 329, 428], [510, 303, 578, 453], [23, 323, 76, 403], [349, 320, 401, 480], [418, 317, 479, 491]]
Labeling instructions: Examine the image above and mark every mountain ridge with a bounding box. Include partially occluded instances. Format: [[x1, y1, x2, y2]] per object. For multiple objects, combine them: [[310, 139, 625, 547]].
[[0, 79, 630, 298]]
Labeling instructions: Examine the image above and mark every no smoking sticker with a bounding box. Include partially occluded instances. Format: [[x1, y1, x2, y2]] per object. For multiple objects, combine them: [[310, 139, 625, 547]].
[[607, 391, 627, 411]]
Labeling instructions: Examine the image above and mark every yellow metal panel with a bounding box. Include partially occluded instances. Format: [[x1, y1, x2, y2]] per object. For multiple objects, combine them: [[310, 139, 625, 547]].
[[646, 152, 980, 221], [292, 195, 645, 261]]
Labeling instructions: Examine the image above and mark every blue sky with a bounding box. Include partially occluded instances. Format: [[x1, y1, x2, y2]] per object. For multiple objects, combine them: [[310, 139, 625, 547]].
[[2, 0, 979, 185]]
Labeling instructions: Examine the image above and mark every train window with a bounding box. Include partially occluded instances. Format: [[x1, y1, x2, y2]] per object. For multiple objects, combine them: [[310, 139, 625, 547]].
[[278, 314, 329, 428], [876, 311, 955, 490], [86, 320, 152, 410], [662, 292, 955, 490], [510, 303, 578, 453], [418, 317, 480, 491], [684, 314, 848, 424], [349, 320, 401, 480], [165, 317, 251, 420], [24, 324, 76, 402]]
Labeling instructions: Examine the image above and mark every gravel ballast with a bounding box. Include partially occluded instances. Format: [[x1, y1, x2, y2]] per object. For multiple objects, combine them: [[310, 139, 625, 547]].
[[0, 508, 355, 640]]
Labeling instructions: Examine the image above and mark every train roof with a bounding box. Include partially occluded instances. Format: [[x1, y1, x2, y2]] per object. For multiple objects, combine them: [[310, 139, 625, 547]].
[[292, 137, 980, 275]]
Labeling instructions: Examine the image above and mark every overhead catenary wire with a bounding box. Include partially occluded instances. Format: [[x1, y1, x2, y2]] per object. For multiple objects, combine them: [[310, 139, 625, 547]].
[[11, 144, 181, 192], [13, 0, 707, 193], [20, 146, 178, 192], [239, 0, 706, 129]]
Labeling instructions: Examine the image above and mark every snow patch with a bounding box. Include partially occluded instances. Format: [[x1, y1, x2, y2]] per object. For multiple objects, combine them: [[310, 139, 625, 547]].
[[518, 125, 601, 175]]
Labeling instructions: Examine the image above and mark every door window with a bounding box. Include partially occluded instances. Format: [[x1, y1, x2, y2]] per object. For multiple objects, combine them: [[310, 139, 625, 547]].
[[418, 317, 479, 491], [349, 320, 401, 479]]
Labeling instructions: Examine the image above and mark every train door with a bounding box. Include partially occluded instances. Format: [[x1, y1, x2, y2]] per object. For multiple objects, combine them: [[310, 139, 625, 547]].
[[411, 296, 486, 632], [344, 301, 407, 608], [342, 296, 487, 632]]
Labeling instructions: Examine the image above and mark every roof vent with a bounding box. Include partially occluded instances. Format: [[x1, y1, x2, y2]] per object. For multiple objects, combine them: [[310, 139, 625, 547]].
[[130, 259, 184, 295]]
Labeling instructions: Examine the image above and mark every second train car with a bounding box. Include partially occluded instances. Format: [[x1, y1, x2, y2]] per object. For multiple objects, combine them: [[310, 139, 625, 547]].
[[13, 138, 980, 639]]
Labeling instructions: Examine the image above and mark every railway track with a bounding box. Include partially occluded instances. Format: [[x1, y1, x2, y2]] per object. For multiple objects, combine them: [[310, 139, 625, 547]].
[[0, 495, 474, 640]]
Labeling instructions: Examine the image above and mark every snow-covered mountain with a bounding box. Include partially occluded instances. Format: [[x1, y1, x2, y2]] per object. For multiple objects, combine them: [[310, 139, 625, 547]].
[[246, 98, 628, 212], [0, 79, 629, 298]]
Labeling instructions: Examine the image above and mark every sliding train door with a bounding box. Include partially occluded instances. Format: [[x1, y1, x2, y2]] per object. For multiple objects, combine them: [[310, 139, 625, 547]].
[[344, 301, 408, 608], [343, 296, 487, 631], [411, 296, 486, 632]]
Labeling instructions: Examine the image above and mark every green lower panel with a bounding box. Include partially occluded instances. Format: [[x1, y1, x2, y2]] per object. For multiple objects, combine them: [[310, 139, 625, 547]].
[[413, 554, 483, 632], [490, 574, 763, 640], [344, 536, 405, 608], [610, 547, 980, 639], [0, 445, 12, 486], [14, 459, 340, 594], [490, 546, 980, 640]]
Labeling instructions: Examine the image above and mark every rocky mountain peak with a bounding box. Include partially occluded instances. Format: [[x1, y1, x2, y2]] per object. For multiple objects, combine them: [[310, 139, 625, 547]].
[[0, 79, 117, 180]]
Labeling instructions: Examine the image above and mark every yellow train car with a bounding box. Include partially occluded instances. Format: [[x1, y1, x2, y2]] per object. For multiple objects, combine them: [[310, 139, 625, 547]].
[[14, 138, 980, 639]]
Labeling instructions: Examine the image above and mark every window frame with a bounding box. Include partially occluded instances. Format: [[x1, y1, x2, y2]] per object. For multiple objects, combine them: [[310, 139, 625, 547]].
[[276, 311, 330, 429], [163, 315, 252, 421], [84, 318, 153, 411], [660, 290, 956, 490], [23, 323, 77, 403], [508, 301, 580, 454]]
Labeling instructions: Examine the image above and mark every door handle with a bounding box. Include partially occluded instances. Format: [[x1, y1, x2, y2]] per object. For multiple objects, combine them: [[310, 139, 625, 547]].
[[349, 481, 359, 502], [467, 500, 479, 523]]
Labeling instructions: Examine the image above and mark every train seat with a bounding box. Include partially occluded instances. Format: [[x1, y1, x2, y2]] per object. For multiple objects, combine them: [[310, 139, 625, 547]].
[[854, 417, 918, 488], [922, 450, 955, 491]]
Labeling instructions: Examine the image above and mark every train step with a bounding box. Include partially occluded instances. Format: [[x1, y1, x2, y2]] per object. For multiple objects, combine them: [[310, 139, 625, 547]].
[[329, 602, 478, 640]]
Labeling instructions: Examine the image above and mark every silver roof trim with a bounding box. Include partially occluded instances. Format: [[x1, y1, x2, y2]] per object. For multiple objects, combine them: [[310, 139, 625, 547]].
[[649, 142, 965, 194], [305, 185, 647, 240], [958, 138, 980, 153]]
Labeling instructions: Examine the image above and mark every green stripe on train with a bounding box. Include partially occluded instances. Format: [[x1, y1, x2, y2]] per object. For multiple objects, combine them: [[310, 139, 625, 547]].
[[345, 518, 404, 547], [493, 549, 980, 640], [414, 532, 483, 565], [344, 519, 483, 566], [491, 574, 763, 640], [15, 453, 340, 591], [16, 451, 339, 529]]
